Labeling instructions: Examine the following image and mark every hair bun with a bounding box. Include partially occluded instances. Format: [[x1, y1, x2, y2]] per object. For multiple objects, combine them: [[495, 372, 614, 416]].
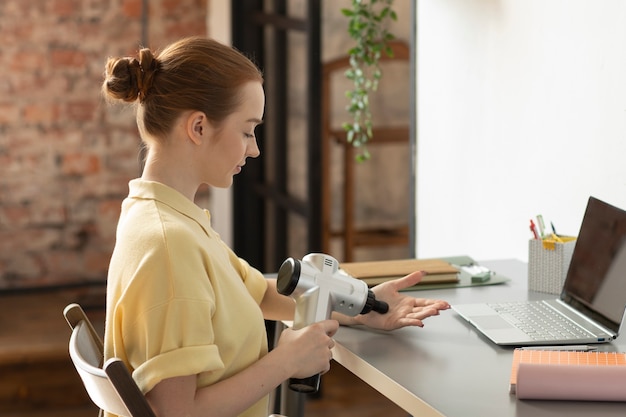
[[137, 48, 158, 101], [102, 48, 159, 103]]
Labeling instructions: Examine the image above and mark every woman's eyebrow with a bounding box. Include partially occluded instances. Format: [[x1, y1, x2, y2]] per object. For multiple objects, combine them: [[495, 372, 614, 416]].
[[247, 118, 264, 125]]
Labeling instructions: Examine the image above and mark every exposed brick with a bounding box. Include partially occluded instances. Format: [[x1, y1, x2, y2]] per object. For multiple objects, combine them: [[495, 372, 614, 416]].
[[3, 252, 45, 281], [164, 20, 208, 39], [1, 1, 45, 20], [98, 199, 122, 222], [50, 48, 88, 68], [97, 199, 123, 242], [0, 102, 20, 125], [0, 20, 35, 44], [0, 228, 62, 253], [23, 102, 61, 125], [49, 0, 80, 18], [161, 0, 205, 15], [60, 153, 101, 176], [10, 50, 46, 72], [0, 0, 209, 289], [122, 0, 143, 18], [0, 205, 32, 229], [41, 249, 86, 278], [84, 249, 113, 277], [29, 201, 68, 227], [65, 100, 98, 122]]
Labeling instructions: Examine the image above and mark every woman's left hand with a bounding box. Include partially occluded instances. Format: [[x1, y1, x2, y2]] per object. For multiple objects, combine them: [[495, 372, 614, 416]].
[[353, 270, 451, 331]]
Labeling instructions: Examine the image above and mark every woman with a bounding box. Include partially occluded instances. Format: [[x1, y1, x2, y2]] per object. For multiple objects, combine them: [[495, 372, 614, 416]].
[[102, 36, 450, 417]]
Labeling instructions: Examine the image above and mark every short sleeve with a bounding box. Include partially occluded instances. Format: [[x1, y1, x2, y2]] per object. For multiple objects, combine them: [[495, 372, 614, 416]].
[[129, 299, 223, 394]]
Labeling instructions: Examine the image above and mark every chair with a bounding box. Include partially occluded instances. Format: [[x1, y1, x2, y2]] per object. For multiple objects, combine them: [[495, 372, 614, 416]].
[[65, 303, 287, 417], [64, 303, 156, 417]]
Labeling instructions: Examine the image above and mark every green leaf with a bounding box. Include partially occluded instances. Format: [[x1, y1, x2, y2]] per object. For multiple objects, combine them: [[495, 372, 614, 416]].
[[360, 148, 372, 162], [347, 129, 355, 143], [343, 0, 397, 162]]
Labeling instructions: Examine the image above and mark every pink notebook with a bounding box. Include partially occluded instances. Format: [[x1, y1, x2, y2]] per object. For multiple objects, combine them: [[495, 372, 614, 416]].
[[510, 349, 626, 401]]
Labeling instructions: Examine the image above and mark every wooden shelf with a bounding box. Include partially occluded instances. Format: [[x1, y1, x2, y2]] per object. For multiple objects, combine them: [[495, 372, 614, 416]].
[[0, 288, 105, 413], [329, 226, 409, 247], [328, 127, 409, 145]]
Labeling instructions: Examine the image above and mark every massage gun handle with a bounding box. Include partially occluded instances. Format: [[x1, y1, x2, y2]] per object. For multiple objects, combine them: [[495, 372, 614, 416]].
[[288, 374, 321, 394], [289, 317, 321, 393]]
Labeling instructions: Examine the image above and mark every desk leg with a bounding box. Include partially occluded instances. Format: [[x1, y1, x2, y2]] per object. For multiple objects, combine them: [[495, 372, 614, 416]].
[[280, 381, 305, 417], [270, 321, 306, 417]]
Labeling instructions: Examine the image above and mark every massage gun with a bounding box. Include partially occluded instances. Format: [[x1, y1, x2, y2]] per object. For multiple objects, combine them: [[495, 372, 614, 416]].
[[276, 253, 389, 393]]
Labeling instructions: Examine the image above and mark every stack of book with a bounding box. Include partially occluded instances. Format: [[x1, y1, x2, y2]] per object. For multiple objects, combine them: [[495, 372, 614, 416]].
[[340, 258, 460, 287]]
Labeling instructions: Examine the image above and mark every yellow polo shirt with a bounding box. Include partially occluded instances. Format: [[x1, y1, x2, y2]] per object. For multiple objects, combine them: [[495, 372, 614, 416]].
[[104, 179, 269, 417]]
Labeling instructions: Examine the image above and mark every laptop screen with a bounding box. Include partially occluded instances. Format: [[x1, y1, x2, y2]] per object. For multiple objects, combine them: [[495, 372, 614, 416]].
[[560, 197, 626, 334]]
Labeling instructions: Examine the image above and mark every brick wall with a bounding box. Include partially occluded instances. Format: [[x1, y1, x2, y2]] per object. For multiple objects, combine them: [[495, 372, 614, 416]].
[[0, 0, 208, 289]]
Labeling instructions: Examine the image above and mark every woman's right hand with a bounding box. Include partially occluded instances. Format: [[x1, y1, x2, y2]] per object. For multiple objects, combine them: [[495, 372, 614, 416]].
[[276, 319, 339, 379]]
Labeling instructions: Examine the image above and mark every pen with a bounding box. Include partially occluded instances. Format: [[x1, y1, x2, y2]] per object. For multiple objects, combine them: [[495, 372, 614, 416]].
[[551, 221, 558, 235], [520, 345, 597, 351], [529, 219, 539, 239], [536, 214, 546, 238]]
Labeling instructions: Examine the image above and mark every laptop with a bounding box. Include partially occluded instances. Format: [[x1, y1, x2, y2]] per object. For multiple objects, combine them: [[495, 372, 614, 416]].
[[453, 196, 626, 346]]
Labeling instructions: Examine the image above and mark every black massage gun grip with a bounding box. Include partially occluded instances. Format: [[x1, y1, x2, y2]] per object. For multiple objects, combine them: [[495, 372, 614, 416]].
[[288, 374, 321, 393]]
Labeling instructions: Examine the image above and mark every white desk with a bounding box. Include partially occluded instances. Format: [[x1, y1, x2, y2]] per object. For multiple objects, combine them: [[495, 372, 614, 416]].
[[325, 259, 626, 417]]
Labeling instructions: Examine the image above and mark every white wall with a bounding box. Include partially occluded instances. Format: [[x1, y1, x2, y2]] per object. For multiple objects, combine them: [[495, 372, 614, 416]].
[[415, 0, 626, 262], [207, 0, 233, 247]]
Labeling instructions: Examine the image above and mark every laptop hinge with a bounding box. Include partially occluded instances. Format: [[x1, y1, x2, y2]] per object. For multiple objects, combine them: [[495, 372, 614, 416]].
[[553, 299, 618, 339]]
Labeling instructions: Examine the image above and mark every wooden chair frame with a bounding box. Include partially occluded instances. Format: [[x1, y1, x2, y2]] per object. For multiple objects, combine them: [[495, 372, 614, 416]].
[[321, 40, 411, 261], [65, 303, 286, 417]]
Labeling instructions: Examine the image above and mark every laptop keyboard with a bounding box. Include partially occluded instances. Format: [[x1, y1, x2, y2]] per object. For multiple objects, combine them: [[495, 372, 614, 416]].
[[488, 302, 594, 341]]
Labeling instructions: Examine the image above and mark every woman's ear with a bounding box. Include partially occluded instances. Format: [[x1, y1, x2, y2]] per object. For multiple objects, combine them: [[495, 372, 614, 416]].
[[186, 111, 210, 145]]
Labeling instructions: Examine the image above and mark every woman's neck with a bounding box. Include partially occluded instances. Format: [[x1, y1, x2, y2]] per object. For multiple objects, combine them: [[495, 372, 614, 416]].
[[141, 149, 200, 202]]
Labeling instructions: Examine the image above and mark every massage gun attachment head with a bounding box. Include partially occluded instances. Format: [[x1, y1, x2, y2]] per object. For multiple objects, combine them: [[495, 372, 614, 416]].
[[363, 289, 389, 314], [276, 257, 301, 297], [277, 253, 389, 319]]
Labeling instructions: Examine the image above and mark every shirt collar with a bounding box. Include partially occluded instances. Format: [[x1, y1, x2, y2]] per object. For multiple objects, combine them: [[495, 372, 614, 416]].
[[127, 179, 213, 237]]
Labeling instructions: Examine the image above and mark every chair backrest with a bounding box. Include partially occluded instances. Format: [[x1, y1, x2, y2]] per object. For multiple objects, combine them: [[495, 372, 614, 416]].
[[64, 303, 156, 417], [65, 303, 287, 417]]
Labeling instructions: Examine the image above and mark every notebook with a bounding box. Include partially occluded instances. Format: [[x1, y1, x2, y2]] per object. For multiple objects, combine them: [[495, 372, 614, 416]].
[[509, 349, 626, 401], [340, 258, 459, 286], [453, 196, 626, 346]]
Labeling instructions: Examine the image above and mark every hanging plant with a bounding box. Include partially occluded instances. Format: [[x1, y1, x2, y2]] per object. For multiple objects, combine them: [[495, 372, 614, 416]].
[[341, 0, 397, 162]]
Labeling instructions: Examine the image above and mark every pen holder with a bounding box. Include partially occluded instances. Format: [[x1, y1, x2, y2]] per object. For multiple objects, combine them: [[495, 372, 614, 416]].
[[528, 237, 576, 294]]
